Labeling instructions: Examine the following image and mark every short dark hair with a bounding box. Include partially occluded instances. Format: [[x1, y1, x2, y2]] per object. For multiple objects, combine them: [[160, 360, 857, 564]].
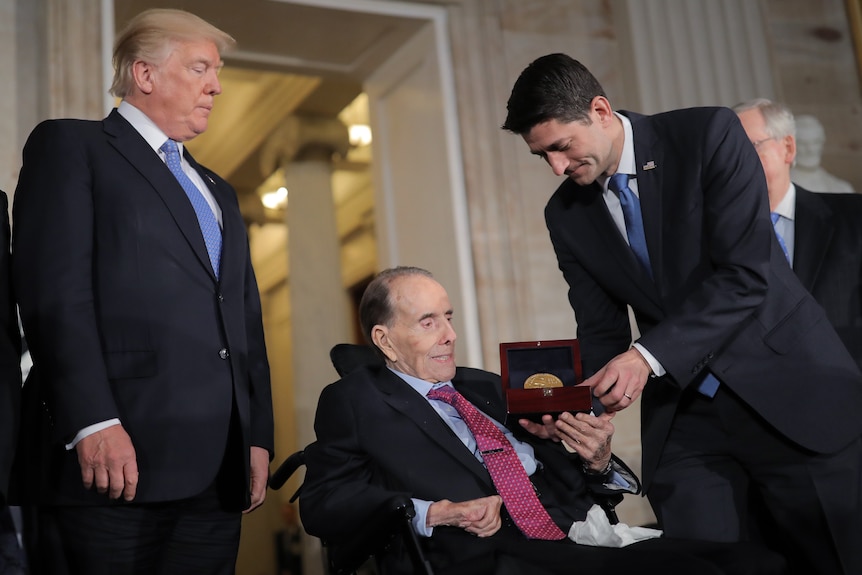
[[502, 53, 607, 134], [359, 266, 435, 349]]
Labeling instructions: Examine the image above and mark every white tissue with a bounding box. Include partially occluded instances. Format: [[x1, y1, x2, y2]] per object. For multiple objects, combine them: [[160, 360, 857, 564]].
[[568, 504, 663, 547]]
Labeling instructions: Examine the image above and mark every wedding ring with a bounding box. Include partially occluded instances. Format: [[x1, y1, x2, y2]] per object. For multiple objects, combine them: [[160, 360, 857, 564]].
[[623, 393, 633, 400]]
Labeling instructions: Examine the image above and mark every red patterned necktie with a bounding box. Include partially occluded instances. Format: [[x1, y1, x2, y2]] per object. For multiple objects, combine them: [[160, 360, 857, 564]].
[[427, 385, 566, 540]]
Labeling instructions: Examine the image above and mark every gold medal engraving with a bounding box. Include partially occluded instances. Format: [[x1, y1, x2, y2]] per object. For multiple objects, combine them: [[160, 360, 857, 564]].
[[524, 373, 564, 389]]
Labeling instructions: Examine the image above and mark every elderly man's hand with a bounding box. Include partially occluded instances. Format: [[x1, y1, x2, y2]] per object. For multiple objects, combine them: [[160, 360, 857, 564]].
[[427, 496, 503, 537], [554, 411, 615, 473], [517, 414, 560, 441]]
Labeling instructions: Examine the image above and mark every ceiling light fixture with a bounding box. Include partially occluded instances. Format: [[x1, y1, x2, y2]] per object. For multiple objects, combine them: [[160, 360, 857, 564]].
[[262, 186, 288, 210], [348, 124, 372, 147]]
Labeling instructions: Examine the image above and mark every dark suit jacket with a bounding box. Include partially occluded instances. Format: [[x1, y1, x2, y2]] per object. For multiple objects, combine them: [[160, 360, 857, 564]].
[[544, 107, 862, 488], [794, 187, 862, 370], [11, 110, 273, 507], [0, 192, 21, 498], [300, 364, 633, 571]]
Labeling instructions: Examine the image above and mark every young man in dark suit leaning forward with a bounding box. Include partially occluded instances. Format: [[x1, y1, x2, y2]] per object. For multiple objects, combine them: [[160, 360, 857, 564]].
[[502, 54, 862, 575]]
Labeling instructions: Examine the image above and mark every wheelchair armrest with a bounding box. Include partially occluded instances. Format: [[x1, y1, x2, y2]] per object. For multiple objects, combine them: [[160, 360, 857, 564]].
[[325, 494, 431, 575], [270, 450, 305, 492], [596, 492, 624, 525]]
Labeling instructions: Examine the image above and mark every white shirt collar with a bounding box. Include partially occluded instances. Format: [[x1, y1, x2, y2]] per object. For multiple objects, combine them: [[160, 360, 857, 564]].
[[117, 101, 184, 156], [773, 182, 796, 221], [601, 112, 636, 191], [387, 366, 452, 397]]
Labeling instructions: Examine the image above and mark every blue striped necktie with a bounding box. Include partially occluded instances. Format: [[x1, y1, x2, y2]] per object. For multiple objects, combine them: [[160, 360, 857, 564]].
[[160, 139, 222, 278], [608, 173, 652, 278], [771, 212, 791, 264]]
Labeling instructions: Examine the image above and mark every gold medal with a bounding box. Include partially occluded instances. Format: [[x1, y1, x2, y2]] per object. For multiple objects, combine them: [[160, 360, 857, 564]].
[[524, 373, 564, 389]]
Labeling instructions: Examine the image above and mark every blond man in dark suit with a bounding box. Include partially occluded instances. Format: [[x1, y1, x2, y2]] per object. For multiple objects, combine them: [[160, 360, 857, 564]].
[[13, 10, 272, 574]]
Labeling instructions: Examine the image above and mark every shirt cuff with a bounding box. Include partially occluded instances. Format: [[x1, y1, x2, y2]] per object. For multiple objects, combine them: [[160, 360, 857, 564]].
[[65, 419, 122, 450], [632, 342, 665, 377], [411, 498, 435, 537], [607, 470, 633, 491], [604, 462, 639, 494]]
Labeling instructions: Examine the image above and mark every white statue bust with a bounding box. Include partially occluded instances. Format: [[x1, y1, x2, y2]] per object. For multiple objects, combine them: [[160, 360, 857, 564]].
[[790, 114, 856, 194]]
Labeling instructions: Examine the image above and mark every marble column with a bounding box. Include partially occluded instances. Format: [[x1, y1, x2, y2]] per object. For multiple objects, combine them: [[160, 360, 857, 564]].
[[260, 116, 352, 456], [2, 0, 104, 208], [618, 0, 776, 112], [44, 0, 105, 120], [0, 0, 24, 199]]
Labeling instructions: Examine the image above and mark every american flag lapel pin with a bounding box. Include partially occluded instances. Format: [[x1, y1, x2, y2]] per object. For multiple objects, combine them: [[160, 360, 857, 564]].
[[643, 160, 657, 170]]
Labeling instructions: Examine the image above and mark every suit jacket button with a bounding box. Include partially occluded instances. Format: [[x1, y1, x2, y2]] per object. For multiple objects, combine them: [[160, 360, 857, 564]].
[[217, 293, 224, 302], [219, 348, 229, 359]]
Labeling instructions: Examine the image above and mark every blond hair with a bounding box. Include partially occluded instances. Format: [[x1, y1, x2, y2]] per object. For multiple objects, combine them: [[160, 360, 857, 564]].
[[110, 9, 235, 98]]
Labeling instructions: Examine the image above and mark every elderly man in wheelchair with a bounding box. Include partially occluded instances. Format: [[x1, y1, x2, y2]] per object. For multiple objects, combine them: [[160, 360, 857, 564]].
[[296, 266, 786, 575]]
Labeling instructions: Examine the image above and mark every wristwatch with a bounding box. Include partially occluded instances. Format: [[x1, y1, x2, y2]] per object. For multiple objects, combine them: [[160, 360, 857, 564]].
[[583, 459, 613, 476]]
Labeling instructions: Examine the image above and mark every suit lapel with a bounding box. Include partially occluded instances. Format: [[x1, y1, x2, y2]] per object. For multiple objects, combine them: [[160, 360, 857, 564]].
[[103, 110, 217, 281], [794, 186, 834, 290], [374, 370, 493, 485], [628, 113, 665, 308], [632, 127, 663, 278]]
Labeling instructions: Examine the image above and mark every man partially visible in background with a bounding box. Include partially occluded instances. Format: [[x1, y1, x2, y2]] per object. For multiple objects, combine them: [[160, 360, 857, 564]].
[[734, 99, 862, 369], [502, 53, 862, 575]]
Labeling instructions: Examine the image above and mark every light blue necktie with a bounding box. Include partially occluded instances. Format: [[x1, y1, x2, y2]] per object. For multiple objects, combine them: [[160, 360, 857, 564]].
[[608, 173, 652, 278], [770, 212, 791, 264], [160, 139, 222, 278], [609, 174, 720, 397]]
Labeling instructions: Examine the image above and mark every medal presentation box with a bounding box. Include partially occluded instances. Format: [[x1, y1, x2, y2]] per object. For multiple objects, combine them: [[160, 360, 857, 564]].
[[500, 339, 592, 421]]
